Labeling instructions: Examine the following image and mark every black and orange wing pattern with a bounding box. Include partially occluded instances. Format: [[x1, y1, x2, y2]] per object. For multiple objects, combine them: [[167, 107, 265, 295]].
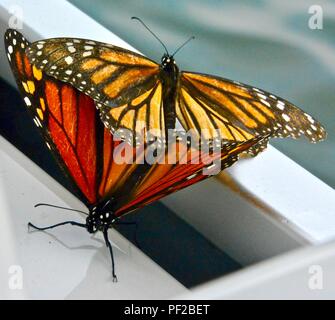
[[96, 81, 165, 145], [178, 72, 326, 154], [26, 36, 327, 156], [25, 37, 168, 143], [25, 37, 159, 107], [114, 138, 261, 216], [5, 29, 103, 206], [5, 29, 264, 218]]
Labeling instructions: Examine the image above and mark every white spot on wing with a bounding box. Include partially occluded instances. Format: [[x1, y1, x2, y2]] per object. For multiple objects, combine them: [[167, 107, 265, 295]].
[[36, 118, 42, 127], [33, 118, 39, 127], [285, 124, 292, 131], [83, 51, 92, 57], [24, 97, 31, 106], [261, 99, 271, 107], [276, 101, 285, 110], [257, 93, 267, 100], [67, 46, 76, 53], [64, 56, 73, 65], [305, 114, 315, 124], [282, 113, 291, 122]]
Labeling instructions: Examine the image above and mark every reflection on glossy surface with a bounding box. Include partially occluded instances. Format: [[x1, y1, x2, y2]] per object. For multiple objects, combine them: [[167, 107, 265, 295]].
[[70, 0, 334, 188]]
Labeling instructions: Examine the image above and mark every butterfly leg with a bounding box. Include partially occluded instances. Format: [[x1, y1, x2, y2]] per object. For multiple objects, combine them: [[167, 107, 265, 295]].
[[103, 227, 118, 282], [28, 221, 86, 231]]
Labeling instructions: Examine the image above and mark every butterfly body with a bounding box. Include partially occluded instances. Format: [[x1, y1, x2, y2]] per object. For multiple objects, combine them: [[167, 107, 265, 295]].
[[159, 54, 179, 136], [86, 200, 118, 233]]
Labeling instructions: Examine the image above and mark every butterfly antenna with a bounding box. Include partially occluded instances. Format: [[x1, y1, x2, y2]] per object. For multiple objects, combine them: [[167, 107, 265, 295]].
[[131, 16, 169, 55], [172, 36, 195, 57], [34, 203, 88, 216]]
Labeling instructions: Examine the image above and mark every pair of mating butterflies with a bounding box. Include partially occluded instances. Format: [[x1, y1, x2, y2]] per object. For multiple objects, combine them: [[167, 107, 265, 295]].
[[4, 24, 326, 281]]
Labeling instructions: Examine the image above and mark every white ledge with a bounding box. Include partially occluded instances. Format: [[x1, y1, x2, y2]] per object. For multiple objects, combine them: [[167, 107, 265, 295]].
[[178, 237, 335, 299]]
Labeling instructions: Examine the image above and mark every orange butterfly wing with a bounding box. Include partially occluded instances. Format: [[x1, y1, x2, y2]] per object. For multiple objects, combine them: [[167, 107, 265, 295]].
[[26, 37, 167, 145], [115, 138, 261, 215], [178, 72, 326, 154], [6, 29, 265, 217], [25, 35, 326, 157], [6, 30, 102, 204], [25, 37, 159, 108]]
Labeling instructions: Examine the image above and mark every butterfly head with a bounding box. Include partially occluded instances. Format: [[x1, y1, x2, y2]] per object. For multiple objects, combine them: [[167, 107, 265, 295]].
[[86, 199, 118, 233], [161, 54, 176, 71]]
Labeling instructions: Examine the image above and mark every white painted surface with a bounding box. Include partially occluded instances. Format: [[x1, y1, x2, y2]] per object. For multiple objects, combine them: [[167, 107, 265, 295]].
[[179, 239, 335, 299], [162, 146, 335, 265]]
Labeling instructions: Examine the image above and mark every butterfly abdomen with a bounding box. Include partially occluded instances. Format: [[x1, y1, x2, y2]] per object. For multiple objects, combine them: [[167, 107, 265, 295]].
[[160, 56, 180, 138]]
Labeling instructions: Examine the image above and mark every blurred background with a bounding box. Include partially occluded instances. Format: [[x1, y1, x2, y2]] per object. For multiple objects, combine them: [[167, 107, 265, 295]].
[[70, 0, 335, 188]]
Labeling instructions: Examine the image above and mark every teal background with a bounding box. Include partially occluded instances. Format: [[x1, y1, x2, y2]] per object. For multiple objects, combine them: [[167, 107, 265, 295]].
[[70, 0, 335, 188]]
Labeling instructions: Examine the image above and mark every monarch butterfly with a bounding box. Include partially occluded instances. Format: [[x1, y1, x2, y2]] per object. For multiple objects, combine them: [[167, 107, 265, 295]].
[[25, 17, 326, 152], [4, 29, 265, 281]]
